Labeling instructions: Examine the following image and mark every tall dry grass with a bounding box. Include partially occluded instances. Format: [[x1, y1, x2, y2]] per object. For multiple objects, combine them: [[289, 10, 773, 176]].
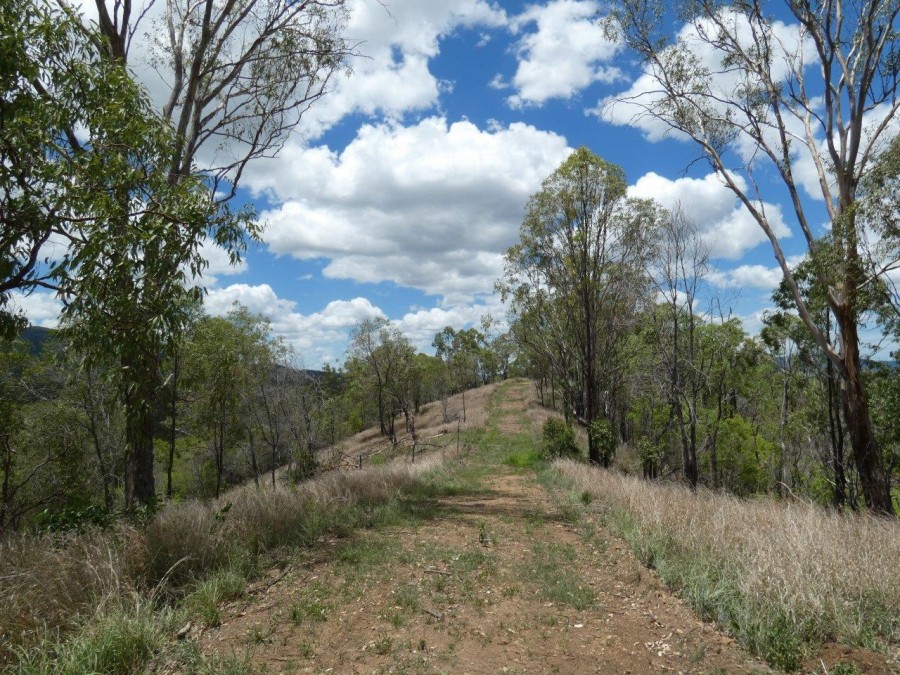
[[556, 459, 900, 668], [0, 453, 448, 665]]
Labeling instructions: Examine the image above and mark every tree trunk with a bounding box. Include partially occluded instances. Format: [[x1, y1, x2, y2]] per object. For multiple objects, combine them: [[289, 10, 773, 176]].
[[777, 368, 789, 497], [0, 435, 13, 532], [835, 309, 893, 515], [167, 349, 180, 500], [247, 425, 259, 488], [123, 356, 157, 510], [827, 367, 847, 509]]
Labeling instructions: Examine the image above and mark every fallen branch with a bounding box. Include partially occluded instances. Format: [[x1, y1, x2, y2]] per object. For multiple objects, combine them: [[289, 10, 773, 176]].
[[424, 566, 452, 577]]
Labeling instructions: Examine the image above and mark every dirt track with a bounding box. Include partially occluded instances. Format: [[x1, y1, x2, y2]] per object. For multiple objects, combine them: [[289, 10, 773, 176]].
[[194, 380, 773, 674]]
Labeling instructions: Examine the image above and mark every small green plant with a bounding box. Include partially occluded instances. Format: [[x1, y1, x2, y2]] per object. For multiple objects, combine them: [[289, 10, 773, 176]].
[[542, 418, 579, 458], [477, 519, 490, 546], [290, 596, 329, 625], [373, 636, 393, 655]]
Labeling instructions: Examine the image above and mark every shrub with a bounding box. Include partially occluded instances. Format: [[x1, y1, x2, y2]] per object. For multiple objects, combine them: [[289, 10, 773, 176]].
[[542, 418, 579, 458], [588, 418, 616, 467]]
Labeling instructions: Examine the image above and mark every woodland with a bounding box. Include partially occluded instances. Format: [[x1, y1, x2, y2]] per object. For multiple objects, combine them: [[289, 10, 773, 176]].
[[1, 0, 899, 671]]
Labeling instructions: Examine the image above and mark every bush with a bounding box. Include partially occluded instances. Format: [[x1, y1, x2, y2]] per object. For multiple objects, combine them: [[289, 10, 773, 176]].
[[288, 448, 318, 483], [542, 418, 579, 458], [588, 418, 617, 467]]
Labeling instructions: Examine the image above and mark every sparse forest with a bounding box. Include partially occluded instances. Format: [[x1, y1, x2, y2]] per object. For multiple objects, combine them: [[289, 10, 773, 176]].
[[1, 0, 899, 671]]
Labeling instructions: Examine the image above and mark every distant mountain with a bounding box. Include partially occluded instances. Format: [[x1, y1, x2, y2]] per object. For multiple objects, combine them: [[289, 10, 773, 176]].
[[19, 326, 57, 354]]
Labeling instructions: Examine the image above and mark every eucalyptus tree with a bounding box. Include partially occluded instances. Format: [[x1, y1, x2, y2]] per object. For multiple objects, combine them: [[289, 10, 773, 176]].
[[46, 0, 352, 507], [608, 0, 900, 512], [1, 0, 256, 508], [347, 318, 415, 441], [85, 0, 352, 196], [182, 306, 272, 498], [500, 148, 658, 465], [645, 209, 711, 487]]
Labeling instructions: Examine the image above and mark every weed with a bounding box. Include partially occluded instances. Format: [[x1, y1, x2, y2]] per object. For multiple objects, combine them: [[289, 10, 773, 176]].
[[373, 636, 393, 655], [522, 542, 595, 610]]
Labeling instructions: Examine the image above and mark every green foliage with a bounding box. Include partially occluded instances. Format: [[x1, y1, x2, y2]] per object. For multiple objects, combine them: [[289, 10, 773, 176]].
[[34, 498, 113, 534], [637, 437, 664, 477], [714, 416, 775, 495], [542, 418, 579, 458], [588, 418, 617, 466], [288, 449, 318, 483]]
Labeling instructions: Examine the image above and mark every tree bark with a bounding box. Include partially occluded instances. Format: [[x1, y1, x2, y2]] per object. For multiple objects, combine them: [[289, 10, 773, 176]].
[[835, 309, 893, 515], [123, 352, 157, 510]]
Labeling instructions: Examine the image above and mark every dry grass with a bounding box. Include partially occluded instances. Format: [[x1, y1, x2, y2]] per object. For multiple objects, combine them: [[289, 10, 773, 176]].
[[556, 460, 900, 667], [0, 383, 501, 667], [320, 383, 500, 469], [0, 451, 450, 665], [0, 530, 140, 661]]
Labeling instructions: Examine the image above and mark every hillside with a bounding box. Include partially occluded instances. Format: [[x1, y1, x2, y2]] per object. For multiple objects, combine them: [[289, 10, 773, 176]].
[[5, 379, 896, 674], [181, 380, 897, 674]]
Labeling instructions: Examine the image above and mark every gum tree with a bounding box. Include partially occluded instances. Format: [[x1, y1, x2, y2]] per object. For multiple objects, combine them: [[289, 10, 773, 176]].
[[500, 148, 657, 465], [607, 0, 900, 513], [49, 0, 351, 507]]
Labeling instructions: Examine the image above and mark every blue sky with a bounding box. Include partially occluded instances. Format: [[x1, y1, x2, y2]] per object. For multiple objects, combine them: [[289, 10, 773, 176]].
[[17, 0, 854, 366]]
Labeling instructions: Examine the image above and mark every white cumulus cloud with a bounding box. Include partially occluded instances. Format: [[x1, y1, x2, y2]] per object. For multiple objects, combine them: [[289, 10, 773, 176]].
[[629, 171, 791, 260], [504, 0, 621, 108], [246, 116, 572, 304]]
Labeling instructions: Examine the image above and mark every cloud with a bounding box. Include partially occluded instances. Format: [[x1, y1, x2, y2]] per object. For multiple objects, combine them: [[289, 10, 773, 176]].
[[628, 171, 791, 260], [504, 0, 622, 107], [8, 292, 63, 329], [246, 116, 572, 304], [708, 264, 783, 290], [300, 0, 508, 137], [205, 284, 387, 364], [204, 283, 501, 363], [396, 294, 507, 352]]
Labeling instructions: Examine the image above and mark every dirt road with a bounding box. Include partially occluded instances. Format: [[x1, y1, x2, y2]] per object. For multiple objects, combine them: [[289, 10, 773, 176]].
[[197, 380, 770, 674]]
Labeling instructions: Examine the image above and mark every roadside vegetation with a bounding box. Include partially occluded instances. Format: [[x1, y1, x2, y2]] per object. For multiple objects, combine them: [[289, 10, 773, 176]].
[[554, 459, 900, 671], [0, 414, 468, 670]]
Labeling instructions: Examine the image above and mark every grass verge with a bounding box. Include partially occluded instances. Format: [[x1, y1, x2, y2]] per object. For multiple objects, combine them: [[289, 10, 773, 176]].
[[0, 451, 456, 671], [555, 459, 900, 671]]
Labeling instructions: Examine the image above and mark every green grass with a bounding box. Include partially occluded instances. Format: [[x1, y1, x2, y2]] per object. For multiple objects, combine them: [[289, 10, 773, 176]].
[[505, 447, 544, 468], [13, 603, 165, 675], [520, 542, 596, 611], [184, 565, 247, 627]]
